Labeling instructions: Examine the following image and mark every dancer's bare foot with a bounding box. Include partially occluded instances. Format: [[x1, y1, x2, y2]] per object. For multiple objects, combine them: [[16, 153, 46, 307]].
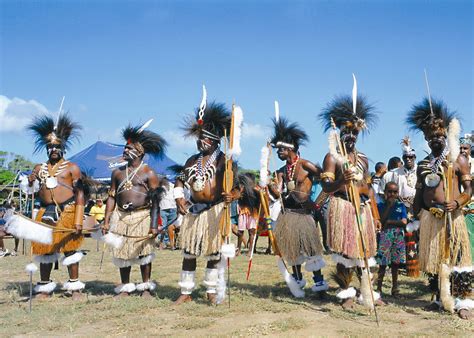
[[71, 291, 84, 301], [34, 293, 50, 300], [114, 292, 130, 299], [141, 290, 153, 299], [375, 298, 386, 306], [341, 298, 355, 310], [206, 292, 217, 305], [458, 309, 472, 320], [173, 294, 192, 305], [235, 249, 241, 257]]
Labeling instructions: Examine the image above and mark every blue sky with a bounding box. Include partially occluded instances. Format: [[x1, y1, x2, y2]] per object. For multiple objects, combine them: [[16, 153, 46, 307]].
[[0, 0, 472, 173]]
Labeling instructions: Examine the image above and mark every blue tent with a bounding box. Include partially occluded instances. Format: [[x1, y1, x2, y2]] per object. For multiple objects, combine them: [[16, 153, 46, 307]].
[[69, 141, 177, 181]]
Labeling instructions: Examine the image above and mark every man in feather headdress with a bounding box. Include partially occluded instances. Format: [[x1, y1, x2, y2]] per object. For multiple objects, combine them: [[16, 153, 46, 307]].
[[380, 138, 417, 215], [319, 95, 382, 309], [267, 116, 328, 298], [408, 98, 473, 319], [25, 114, 86, 300], [173, 92, 238, 305], [103, 121, 166, 297]]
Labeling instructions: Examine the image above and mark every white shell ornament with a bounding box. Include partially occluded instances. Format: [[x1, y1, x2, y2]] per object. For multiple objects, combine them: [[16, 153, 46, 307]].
[[45, 177, 58, 189], [192, 178, 205, 192], [425, 173, 440, 188], [287, 181, 296, 191]]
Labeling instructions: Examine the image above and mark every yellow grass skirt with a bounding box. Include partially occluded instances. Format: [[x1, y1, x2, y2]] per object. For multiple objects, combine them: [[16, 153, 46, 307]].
[[327, 196, 377, 260], [32, 204, 83, 255], [110, 209, 154, 260], [274, 210, 324, 265], [419, 209, 471, 274], [180, 203, 224, 257]]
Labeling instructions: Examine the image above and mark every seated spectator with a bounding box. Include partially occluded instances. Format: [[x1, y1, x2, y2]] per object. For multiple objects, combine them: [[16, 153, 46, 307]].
[[89, 199, 106, 223]]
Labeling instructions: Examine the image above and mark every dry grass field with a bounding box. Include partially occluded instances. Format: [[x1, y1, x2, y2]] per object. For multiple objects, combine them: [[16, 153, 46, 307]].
[[1, 238, 473, 337]]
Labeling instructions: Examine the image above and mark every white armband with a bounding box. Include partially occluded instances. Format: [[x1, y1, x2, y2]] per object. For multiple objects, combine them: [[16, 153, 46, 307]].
[[174, 186, 185, 199]]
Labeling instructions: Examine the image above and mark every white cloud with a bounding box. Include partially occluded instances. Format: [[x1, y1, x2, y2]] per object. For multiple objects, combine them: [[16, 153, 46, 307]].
[[242, 122, 271, 139], [0, 95, 49, 132]]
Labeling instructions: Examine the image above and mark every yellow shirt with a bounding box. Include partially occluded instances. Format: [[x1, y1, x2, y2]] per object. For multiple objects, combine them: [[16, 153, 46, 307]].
[[90, 205, 106, 222]]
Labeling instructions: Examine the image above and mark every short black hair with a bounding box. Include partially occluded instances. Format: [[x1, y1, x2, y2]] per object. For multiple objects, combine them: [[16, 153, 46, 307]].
[[387, 157, 402, 170], [375, 162, 385, 172], [385, 181, 399, 191]]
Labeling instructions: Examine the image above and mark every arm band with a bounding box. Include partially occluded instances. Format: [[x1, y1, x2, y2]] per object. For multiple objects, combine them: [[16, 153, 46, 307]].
[[320, 172, 336, 181], [460, 174, 472, 183], [74, 204, 85, 226], [455, 192, 471, 209], [108, 189, 116, 198], [174, 186, 185, 199]]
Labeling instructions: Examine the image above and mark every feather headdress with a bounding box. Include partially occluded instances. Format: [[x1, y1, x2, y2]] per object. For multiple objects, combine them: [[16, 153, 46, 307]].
[[184, 86, 231, 141], [122, 120, 167, 158], [237, 173, 259, 209], [270, 117, 308, 150], [406, 97, 456, 139], [400, 136, 415, 156], [319, 95, 377, 134], [28, 113, 81, 153]]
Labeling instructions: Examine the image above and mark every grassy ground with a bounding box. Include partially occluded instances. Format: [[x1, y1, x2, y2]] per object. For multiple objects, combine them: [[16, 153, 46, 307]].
[[1, 238, 473, 337]]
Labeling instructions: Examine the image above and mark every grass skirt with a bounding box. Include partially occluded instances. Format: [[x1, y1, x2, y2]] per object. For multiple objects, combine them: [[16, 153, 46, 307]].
[[181, 202, 224, 257], [32, 204, 83, 255], [419, 209, 471, 274], [110, 209, 154, 260], [274, 210, 323, 266], [327, 196, 377, 260]]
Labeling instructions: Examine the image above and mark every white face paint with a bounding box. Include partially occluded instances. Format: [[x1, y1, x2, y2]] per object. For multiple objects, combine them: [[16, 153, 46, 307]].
[[128, 149, 139, 159]]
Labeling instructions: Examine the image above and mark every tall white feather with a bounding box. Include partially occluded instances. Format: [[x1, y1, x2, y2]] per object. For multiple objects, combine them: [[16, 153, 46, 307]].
[[198, 84, 207, 120], [259, 146, 270, 187], [447, 118, 461, 162], [138, 119, 153, 133], [55, 96, 65, 130], [274, 100, 280, 122], [228, 106, 243, 157], [352, 74, 357, 115]]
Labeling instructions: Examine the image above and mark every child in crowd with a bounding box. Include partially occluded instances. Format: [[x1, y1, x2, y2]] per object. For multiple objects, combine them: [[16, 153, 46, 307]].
[[376, 182, 408, 297]]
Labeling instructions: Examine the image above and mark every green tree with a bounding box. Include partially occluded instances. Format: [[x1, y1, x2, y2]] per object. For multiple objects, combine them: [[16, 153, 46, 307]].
[[7, 154, 35, 172], [0, 169, 15, 186]]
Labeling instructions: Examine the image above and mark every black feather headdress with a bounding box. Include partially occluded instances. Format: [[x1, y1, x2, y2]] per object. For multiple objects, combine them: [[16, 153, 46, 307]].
[[319, 95, 377, 134], [270, 117, 308, 150], [122, 122, 167, 158], [184, 101, 231, 141], [238, 173, 259, 209], [28, 113, 81, 153], [406, 97, 455, 138]]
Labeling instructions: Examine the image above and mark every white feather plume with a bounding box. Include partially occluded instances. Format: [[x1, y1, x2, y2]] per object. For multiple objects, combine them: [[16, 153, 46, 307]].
[[5, 214, 52, 244], [228, 106, 243, 157], [138, 119, 153, 133], [259, 145, 270, 187], [54, 96, 65, 130], [328, 130, 344, 163], [447, 118, 461, 162], [440, 263, 455, 313], [103, 232, 125, 250], [277, 258, 305, 298], [359, 268, 374, 309], [352, 74, 357, 115], [274, 100, 280, 122], [198, 84, 207, 119]]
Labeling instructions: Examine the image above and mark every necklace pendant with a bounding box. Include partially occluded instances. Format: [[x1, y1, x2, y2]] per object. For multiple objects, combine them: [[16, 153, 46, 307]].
[[287, 181, 296, 191], [425, 173, 440, 188], [45, 177, 58, 189], [193, 178, 205, 192], [123, 180, 133, 191]]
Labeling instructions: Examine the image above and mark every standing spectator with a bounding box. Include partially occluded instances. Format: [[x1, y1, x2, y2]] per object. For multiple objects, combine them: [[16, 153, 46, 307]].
[[376, 182, 408, 298], [371, 162, 387, 204], [159, 178, 177, 249], [89, 199, 106, 223], [0, 202, 19, 256]]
